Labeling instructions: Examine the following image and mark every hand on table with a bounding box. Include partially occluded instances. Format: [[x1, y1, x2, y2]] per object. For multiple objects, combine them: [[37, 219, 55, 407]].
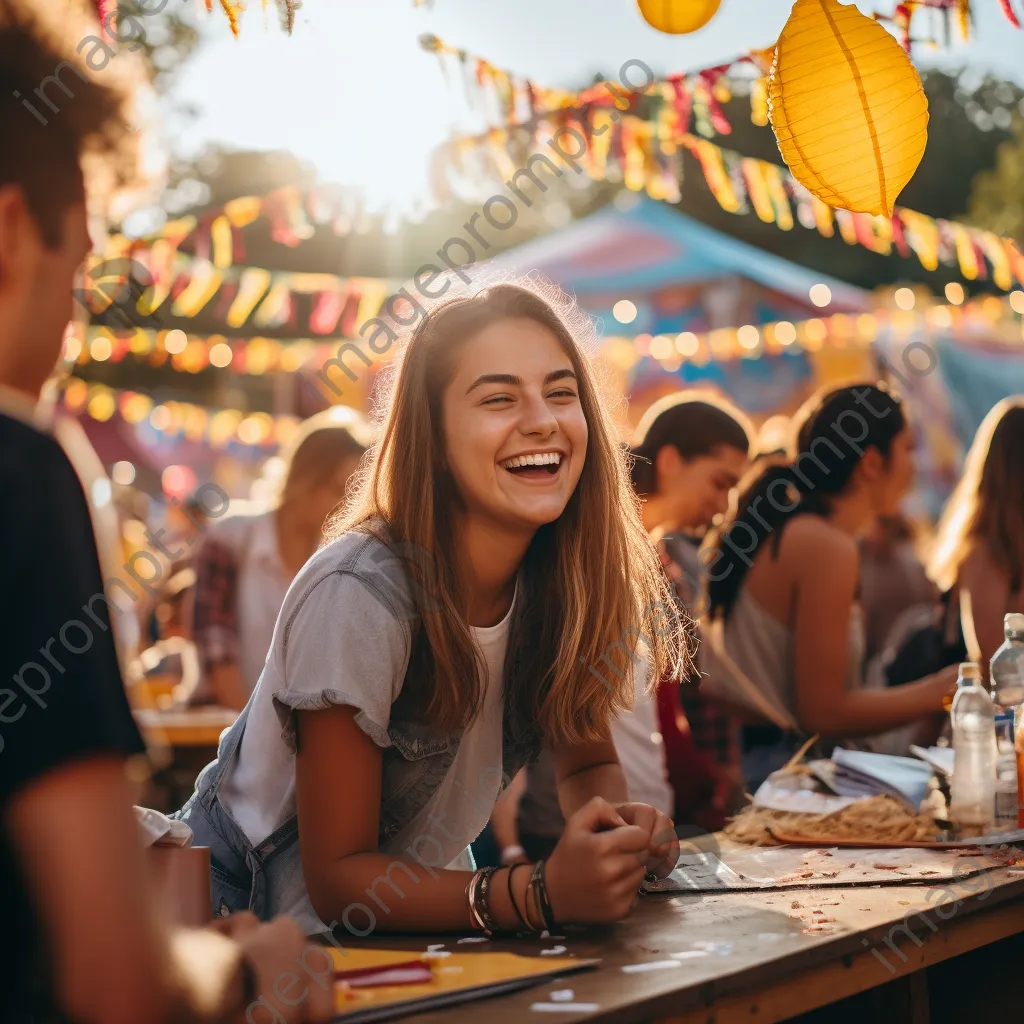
[[218, 912, 334, 1023], [614, 801, 680, 879], [546, 797, 651, 924]]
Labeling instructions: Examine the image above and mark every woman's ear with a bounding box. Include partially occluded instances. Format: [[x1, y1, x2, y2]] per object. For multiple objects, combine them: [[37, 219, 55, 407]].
[[857, 445, 885, 484]]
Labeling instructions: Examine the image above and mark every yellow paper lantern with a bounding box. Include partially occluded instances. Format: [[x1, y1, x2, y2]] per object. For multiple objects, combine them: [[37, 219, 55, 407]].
[[769, 0, 929, 217], [636, 0, 722, 34]]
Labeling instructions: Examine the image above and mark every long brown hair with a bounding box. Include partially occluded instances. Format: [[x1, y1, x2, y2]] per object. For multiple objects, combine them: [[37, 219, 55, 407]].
[[930, 398, 1024, 593], [330, 282, 687, 746]]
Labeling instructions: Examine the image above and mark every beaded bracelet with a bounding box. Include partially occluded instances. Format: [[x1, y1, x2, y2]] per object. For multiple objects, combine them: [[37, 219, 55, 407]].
[[467, 866, 501, 935]]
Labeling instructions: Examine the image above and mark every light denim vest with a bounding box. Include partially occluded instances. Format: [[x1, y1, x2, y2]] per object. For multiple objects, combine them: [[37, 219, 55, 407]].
[[174, 528, 541, 932]]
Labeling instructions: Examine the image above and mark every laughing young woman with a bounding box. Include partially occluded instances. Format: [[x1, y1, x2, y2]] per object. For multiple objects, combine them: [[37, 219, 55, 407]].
[[177, 283, 686, 939]]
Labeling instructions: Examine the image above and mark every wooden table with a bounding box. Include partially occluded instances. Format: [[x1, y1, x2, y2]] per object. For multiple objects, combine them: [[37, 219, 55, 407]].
[[341, 857, 1024, 1023]]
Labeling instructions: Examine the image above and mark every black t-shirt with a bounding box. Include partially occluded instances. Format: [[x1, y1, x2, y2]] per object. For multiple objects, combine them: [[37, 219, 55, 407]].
[[0, 411, 147, 1022]]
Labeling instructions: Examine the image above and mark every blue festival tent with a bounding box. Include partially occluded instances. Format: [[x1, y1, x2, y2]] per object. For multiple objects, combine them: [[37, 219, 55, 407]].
[[492, 193, 870, 337]]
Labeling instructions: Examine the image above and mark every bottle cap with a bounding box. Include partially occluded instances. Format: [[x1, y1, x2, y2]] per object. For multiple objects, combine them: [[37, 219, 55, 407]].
[[958, 662, 982, 682], [1004, 613, 1024, 639]]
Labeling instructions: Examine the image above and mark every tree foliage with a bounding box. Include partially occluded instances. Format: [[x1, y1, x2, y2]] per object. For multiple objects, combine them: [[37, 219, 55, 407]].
[[966, 114, 1024, 245]]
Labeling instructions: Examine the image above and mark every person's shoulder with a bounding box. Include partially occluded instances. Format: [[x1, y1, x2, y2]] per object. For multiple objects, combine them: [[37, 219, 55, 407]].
[[289, 524, 419, 622], [958, 536, 1005, 583], [781, 514, 858, 566], [0, 413, 74, 476], [306, 524, 397, 577], [0, 414, 84, 505]]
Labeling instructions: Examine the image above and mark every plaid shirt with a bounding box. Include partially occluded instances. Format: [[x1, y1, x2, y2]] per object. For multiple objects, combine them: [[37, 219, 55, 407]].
[[191, 536, 241, 701], [657, 535, 741, 772]]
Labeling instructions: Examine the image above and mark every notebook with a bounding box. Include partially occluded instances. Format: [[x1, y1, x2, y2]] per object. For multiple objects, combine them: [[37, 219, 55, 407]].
[[328, 947, 598, 1022]]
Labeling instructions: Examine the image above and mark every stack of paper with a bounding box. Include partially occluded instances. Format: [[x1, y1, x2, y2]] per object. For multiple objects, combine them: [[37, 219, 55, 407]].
[[827, 748, 934, 811]]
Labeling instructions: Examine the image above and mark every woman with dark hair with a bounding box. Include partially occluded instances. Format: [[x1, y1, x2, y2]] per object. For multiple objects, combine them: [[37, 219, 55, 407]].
[[630, 391, 753, 536], [929, 398, 1024, 666], [706, 384, 958, 785]]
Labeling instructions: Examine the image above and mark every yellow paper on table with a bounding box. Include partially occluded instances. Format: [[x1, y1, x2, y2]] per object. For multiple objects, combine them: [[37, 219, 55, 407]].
[[327, 947, 598, 1021]]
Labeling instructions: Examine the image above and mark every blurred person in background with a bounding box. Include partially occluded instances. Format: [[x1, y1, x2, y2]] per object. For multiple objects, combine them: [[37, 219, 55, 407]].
[[191, 407, 372, 709], [706, 385, 958, 788], [503, 393, 753, 859], [859, 513, 937, 661], [633, 393, 753, 830], [0, 3, 330, 1021], [929, 398, 1024, 667]]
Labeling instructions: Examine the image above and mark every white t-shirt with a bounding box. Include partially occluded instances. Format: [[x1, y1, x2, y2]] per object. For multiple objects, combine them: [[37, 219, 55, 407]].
[[219, 535, 512, 876], [390, 606, 512, 870], [610, 661, 674, 817]]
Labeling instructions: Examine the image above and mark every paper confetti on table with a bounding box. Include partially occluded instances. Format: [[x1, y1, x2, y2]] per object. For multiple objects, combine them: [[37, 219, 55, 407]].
[[622, 960, 682, 973], [531, 1004, 601, 1014]]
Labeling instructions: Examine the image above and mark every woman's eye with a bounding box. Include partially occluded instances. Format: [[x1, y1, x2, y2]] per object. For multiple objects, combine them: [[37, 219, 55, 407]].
[[548, 389, 578, 400], [481, 394, 513, 406]]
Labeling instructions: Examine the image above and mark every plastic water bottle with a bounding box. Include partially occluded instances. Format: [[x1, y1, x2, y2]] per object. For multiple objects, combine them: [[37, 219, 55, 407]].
[[949, 662, 996, 837], [991, 613, 1024, 829], [993, 712, 1017, 831], [990, 613, 1024, 711]]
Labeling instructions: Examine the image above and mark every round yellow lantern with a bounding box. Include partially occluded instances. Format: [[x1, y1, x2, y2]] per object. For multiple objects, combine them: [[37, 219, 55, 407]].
[[769, 0, 929, 217], [636, 0, 723, 34]]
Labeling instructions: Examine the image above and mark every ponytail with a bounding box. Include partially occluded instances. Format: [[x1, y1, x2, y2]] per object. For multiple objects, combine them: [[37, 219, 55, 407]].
[[707, 384, 905, 619]]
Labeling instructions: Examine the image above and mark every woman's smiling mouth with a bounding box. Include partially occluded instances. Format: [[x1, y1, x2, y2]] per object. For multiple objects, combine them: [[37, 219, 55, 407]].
[[500, 450, 565, 481]]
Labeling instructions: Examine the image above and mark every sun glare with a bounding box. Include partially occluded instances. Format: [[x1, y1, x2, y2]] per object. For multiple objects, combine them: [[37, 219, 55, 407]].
[[173, 4, 459, 211]]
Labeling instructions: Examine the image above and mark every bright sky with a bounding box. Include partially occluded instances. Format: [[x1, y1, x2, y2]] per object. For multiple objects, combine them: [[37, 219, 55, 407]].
[[168, 0, 1024, 209]]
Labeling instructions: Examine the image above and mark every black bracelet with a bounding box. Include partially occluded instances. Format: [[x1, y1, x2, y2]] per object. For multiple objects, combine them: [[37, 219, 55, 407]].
[[506, 864, 533, 932], [536, 860, 557, 931], [528, 861, 556, 932]]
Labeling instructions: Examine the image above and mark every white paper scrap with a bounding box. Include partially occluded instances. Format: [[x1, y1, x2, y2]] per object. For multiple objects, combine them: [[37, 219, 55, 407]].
[[540, 945, 567, 956], [531, 1003, 600, 1014], [622, 960, 682, 973]]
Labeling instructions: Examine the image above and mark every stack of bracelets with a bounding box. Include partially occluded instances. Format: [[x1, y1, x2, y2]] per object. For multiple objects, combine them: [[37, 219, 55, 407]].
[[466, 861, 556, 935]]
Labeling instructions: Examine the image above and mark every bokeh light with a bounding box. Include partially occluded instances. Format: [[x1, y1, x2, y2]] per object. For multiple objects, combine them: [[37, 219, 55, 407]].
[[809, 284, 832, 308], [775, 321, 797, 346], [162, 465, 197, 499], [737, 325, 760, 350], [612, 300, 638, 324], [894, 287, 916, 310], [90, 336, 112, 362], [164, 329, 188, 354], [209, 342, 233, 368], [112, 461, 136, 486], [675, 332, 699, 357]]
